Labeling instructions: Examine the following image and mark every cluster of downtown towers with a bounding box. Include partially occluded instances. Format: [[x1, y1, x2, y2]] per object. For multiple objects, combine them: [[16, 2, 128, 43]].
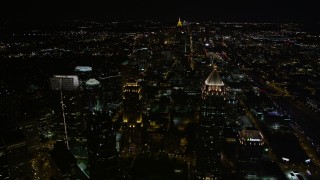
[[83, 20, 229, 179], [0, 19, 269, 180], [69, 19, 255, 179], [55, 19, 232, 179]]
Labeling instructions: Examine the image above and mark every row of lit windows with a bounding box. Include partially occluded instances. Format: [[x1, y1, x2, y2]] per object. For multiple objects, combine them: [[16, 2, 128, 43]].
[[123, 89, 140, 92]]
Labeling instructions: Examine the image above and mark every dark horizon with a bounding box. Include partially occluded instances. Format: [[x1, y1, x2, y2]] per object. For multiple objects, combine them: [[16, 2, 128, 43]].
[[1, 0, 319, 24]]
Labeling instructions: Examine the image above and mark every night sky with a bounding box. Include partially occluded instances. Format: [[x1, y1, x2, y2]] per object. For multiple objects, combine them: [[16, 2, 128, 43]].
[[1, 0, 319, 23]]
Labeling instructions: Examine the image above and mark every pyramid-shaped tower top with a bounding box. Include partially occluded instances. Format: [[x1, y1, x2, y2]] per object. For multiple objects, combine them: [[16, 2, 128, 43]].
[[177, 17, 183, 27], [205, 65, 224, 86]]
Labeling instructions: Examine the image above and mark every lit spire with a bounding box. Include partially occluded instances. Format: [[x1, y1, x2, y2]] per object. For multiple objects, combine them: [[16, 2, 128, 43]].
[[177, 17, 183, 27]]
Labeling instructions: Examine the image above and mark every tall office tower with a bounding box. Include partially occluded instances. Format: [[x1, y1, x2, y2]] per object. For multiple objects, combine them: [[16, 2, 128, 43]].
[[135, 48, 151, 73], [85, 78, 102, 112], [204, 25, 210, 45], [176, 17, 190, 55], [177, 17, 183, 28], [198, 65, 226, 179], [122, 79, 143, 152], [237, 128, 264, 174], [86, 110, 117, 179], [123, 79, 142, 127]]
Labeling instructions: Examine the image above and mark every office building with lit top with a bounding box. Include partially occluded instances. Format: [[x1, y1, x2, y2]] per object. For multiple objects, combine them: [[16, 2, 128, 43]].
[[75, 66, 92, 76], [80, 75, 117, 179], [198, 65, 226, 179], [85, 78, 102, 111], [237, 128, 265, 174], [75, 66, 92, 89], [123, 79, 142, 127], [176, 17, 190, 55]]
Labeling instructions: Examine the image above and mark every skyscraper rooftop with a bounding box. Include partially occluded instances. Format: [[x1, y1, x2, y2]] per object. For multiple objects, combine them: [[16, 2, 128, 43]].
[[85, 78, 100, 87], [177, 17, 183, 27], [205, 65, 224, 86]]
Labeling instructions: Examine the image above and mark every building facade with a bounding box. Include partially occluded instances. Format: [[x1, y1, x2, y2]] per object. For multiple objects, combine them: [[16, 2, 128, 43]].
[[86, 110, 117, 179], [123, 79, 142, 127], [198, 65, 226, 179]]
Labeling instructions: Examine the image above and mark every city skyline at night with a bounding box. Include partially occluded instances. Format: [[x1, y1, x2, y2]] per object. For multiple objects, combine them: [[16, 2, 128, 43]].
[[0, 1, 319, 179]]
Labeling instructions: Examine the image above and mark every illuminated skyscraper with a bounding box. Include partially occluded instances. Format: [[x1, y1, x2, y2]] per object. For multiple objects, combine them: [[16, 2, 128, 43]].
[[198, 65, 226, 179], [177, 17, 183, 28], [82, 77, 117, 179], [122, 79, 142, 127], [122, 79, 143, 153], [237, 128, 264, 174], [176, 17, 189, 55], [85, 78, 102, 111]]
